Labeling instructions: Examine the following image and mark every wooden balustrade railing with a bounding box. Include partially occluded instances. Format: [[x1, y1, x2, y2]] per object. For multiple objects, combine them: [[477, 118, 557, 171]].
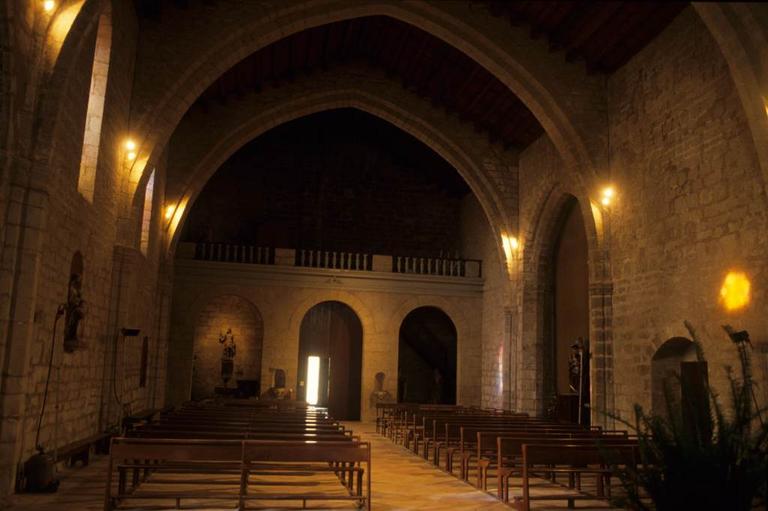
[[392, 255, 481, 278], [295, 249, 372, 271], [194, 243, 274, 265], [188, 243, 481, 278]]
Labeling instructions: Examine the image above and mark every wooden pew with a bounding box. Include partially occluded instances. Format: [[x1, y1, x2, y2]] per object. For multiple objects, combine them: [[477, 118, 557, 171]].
[[496, 436, 637, 503], [458, 425, 608, 483], [511, 443, 637, 511], [104, 437, 371, 511]]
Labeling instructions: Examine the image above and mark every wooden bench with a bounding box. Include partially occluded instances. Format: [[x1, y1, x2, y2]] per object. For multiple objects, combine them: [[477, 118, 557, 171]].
[[495, 436, 637, 503], [511, 443, 637, 511], [104, 437, 371, 511], [55, 432, 111, 467], [459, 425, 609, 484]]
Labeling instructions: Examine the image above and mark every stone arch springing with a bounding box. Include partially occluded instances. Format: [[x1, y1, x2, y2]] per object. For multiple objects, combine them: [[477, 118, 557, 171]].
[[397, 306, 457, 405], [191, 294, 263, 400]]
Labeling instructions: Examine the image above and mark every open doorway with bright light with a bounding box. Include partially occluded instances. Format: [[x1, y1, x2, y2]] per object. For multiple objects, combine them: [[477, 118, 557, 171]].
[[297, 301, 362, 420]]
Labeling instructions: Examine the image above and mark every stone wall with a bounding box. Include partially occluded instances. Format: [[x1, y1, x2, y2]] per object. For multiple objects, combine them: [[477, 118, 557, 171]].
[[514, 8, 768, 422], [168, 259, 484, 421], [606, 8, 768, 419], [0, 1, 169, 499], [459, 194, 510, 409]]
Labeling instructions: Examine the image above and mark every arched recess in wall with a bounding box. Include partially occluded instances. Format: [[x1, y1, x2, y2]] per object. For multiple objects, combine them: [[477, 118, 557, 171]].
[[297, 301, 362, 421], [651, 337, 708, 425], [397, 307, 457, 405], [520, 191, 592, 420], [191, 295, 263, 401], [549, 196, 590, 423]]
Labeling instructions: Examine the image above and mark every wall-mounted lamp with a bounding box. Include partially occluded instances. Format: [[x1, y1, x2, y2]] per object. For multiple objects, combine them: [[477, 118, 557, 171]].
[[124, 139, 137, 161], [164, 205, 175, 221], [43, 0, 55, 12], [600, 186, 615, 207]]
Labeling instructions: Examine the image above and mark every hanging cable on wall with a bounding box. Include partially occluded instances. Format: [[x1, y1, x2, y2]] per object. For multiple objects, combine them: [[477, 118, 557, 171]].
[[22, 304, 66, 493]]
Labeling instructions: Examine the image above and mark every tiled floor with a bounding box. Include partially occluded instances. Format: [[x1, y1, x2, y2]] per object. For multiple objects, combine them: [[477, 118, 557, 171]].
[[9, 423, 622, 510]]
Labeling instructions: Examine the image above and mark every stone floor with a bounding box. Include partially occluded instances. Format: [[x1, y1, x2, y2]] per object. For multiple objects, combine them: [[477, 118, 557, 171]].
[[9, 422, 623, 510]]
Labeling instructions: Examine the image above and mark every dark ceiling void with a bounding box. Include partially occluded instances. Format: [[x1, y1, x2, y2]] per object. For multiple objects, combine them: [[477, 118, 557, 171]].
[[186, 16, 544, 150], [180, 109, 471, 256], [485, 1, 688, 73]]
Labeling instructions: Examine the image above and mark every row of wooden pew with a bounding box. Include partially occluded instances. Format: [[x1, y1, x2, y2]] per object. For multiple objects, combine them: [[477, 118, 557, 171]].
[[376, 402, 641, 510], [104, 399, 371, 510]]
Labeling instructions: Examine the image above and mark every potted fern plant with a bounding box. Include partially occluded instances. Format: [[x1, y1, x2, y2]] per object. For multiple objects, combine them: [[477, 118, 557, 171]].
[[610, 321, 768, 510]]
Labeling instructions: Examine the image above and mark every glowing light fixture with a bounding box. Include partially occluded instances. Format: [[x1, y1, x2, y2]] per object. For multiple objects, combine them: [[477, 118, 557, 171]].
[[600, 186, 615, 206], [306, 356, 320, 406], [720, 271, 751, 312], [43, 0, 55, 12], [124, 139, 137, 160], [164, 205, 175, 220]]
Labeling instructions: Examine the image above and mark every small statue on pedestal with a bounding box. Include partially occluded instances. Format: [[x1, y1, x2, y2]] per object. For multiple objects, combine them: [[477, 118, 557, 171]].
[[369, 372, 393, 409], [63, 273, 86, 352], [219, 328, 236, 388]]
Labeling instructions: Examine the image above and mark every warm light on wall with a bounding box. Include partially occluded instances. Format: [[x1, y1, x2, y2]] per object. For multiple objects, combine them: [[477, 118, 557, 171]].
[[501, 233, 519, 263], [720, 271, 751, 312], [600, 186, 615, 206], [164, 205, 175, 220], [43, 0, 56, 12]]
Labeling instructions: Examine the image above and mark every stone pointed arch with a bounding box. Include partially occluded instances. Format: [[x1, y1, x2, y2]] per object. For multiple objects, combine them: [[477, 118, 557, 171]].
[[161, 67, 517, 289], [124, 0, 607, 224], [519, 178, 612, 423]]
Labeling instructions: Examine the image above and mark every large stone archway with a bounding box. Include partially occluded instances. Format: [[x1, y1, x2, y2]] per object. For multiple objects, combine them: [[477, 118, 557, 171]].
[[123, 1, 608, 225], [161, 66, 517, 288]]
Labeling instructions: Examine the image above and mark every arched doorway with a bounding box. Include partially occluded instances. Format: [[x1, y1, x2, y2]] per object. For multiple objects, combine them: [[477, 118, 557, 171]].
[[297, 301, 363, 420], [192, 295, 264, 400], [652, 337, 708, 425], [397, 307, 457, 404], [549, 197, 590, 423]]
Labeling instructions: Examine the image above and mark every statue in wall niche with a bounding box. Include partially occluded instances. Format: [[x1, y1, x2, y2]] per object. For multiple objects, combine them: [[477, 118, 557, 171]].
[[369, 372, 393, 408], [63, 273, 87, 352], [568, 338, 586, 394], [219, 328, 236, 387], [568, 337, 590, 425]]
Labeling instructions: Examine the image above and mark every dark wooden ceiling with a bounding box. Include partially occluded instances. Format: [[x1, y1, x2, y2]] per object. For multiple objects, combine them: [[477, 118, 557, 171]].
[[192, 16, 544, 149], [486, 1, 688, 73], [155, 2, 688, 150]]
